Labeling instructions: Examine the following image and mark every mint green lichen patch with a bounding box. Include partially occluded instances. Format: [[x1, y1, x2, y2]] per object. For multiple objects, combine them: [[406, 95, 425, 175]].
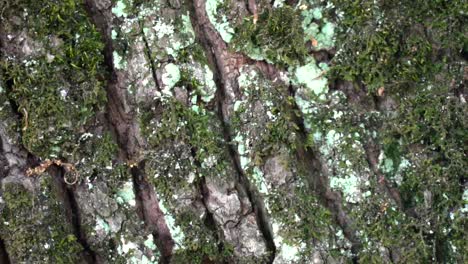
[[325, 130, 341, 146], [329, 174, 361, 203], [153, 19, 175, 39], [294, 96, 314, 130], [112, 0, 129, 18], [293, 60, 328, 96], [316, 22, 335, 47], [206, 0, 234, 43], [200, 65, 216, 102], [252, 167, 268, 194], [95, 217, 111, 234], [301, 6, 335, 50], [144, 235, 157, 250], [162, 63, 181, 90], [113, 51, 127, 70], [272, 222, 302, 262], [158, 199, 184, 248], [116, 181, 136, 206], [312, 7, 323, 20], [181, 14, 195, 42]]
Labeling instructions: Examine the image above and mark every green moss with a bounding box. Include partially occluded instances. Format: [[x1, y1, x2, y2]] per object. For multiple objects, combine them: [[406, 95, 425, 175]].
[[1, 0, 107, 159], [232, 6, 308, 67], [141, 98, 226, 169], [330, 0, 467, 93], [171, 211, 234, 263], [1, 178, 83, 262]]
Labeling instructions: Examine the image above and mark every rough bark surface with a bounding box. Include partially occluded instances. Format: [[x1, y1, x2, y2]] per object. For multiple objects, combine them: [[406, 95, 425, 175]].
[[0, 0, 466, 263]]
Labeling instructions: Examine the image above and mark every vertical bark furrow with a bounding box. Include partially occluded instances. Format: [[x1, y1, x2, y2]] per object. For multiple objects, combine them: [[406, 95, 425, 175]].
[[49, 166, 98, 263], [189, 0, 277, 261], [83, 0, 175, 260]]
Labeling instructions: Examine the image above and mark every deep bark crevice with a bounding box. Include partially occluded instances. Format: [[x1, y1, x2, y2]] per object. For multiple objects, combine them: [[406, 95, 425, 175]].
[[0, 237, 10, 264], [140, 22, 161, 91], [83, 0, 175, 260], [188, 0, 277, 261], [131, 164, 174, 263], [49, 165, 98, 264]]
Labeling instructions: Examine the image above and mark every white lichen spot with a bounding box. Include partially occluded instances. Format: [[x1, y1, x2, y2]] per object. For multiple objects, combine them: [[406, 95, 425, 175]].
[[202, 155, 217, 168], [111, 29, 118, 40], [273, 0, 285, 8], [118, 237, 138, 254], [461, 188, 468, 213], [153, 19, 175, 39]]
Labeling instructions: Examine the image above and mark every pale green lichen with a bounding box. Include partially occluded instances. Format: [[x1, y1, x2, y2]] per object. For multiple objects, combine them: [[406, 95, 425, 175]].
[[161, 63, 181, 90], [181, 14, 195, 41], [113, 51, 126, 70], [325, 130, 341, 146], [272, 222, 302, 262], [252, 167, 269, 194], [316, 22, 335, 47], [461, 189, 468, 213], [329, 173, 361, 203], [116, 181, 136, 206], [200, 65, 216, 102], [292, 60, 328, 96], [206, 0, 234, 42], [157, 199, 184, 248], [153, 19, 175, 39], [301, 6, 335, 49], [144, 235, 157, 250], [95, 217, 111, 234], [112, 0, 128, 18]]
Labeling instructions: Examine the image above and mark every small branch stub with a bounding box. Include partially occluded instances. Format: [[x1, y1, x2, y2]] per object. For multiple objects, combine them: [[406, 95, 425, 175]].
[[26, 159, 79, 185]]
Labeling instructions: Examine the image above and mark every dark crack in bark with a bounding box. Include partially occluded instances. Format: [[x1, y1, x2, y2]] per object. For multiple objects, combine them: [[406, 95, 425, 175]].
[[131, 163, 174, 262], [189, 0, 277, 261], [49, 165, 98, 263], [0, 237, 10, 264], [140, 21, 161, 91], [83, 1, 175, 261]]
